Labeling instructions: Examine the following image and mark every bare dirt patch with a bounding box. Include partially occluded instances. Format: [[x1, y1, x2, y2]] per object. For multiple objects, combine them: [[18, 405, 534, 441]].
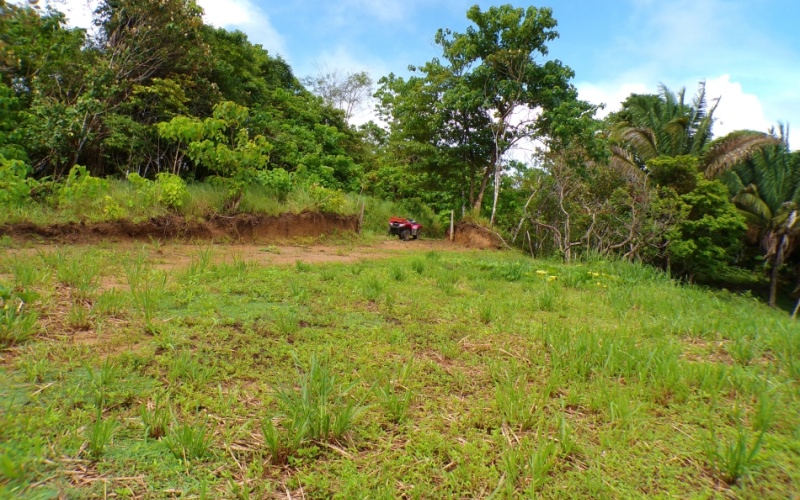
[[150, 238, 466, 271]]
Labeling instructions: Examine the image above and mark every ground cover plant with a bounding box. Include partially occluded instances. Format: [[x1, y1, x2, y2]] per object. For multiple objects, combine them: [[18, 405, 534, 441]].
[[0, 241, 798, 498]]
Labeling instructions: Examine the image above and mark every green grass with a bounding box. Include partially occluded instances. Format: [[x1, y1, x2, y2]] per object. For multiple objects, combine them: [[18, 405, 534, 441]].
[[0, 244, 798, 498]]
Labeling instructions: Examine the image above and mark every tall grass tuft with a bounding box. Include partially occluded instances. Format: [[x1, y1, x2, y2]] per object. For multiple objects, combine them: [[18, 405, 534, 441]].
[[265, 354, 368, 464], [705, 423, 766, 485], [165, 420, 212, 462]]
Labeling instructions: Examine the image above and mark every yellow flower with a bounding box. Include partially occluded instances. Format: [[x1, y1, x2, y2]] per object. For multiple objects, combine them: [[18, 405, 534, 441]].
[[536, 270, 548, 275], [547, 275, 558, 282]]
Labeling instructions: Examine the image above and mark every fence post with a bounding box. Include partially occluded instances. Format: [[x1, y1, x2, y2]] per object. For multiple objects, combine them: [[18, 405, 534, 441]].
[[357, 202, 365, 234], [450, 210, 454, 242]]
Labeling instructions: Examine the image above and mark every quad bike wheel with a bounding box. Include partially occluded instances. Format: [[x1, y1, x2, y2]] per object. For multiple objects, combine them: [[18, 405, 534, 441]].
[[400, 229, 411, 241]]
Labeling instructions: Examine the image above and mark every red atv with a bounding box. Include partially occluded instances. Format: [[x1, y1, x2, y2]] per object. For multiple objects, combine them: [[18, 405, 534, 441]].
[[388, 217, 422, 241]]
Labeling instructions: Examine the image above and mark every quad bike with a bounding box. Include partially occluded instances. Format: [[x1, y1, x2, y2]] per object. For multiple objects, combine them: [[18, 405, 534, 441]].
[[388, 217, 422, 241]]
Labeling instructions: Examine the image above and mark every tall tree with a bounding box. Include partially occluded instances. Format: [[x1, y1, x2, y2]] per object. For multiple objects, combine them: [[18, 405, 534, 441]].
[[376, 4, 593, 220], [303, 68, 373, 122], [609, 83, 775, 179], [717, 128, 800, 306]]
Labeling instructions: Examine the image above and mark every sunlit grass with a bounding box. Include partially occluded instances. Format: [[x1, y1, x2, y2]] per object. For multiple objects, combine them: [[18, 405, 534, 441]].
[[0, 245, 797, 498]]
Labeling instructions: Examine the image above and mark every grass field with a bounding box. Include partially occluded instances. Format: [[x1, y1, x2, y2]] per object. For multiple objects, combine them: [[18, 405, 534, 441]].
[[1, 240, 798, 498]]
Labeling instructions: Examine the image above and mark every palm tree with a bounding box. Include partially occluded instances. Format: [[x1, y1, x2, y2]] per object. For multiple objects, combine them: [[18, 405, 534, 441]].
[[609, 82, 776, 179], [718, 128, 800, 307]]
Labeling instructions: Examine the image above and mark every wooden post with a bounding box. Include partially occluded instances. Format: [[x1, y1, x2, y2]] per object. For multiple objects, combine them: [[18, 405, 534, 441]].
[[357, 202, 365, 234], [450, 210, 454, 242]]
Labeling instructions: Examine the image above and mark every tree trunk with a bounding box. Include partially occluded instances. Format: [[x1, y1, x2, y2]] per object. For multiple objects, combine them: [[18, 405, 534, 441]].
[[768, 234, 787, 307], [472, 164, 493, 213]]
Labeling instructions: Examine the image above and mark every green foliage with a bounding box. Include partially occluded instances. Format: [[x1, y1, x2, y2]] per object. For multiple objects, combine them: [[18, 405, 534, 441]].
[[666, 176, 747, 279], [127, 172, 188, 209], [0, 157, 37, 206], [88, 411, 118, 460], [706, 421, 766, 485], [271, 354, 367, 455], [158, 101, 273, 205], [165, 421, 212, 462], [0, 284, 39, 347], [647, 155, 698, 194]]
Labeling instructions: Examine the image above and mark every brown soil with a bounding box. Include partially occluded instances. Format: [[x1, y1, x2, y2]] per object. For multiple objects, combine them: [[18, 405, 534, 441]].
[[450, 221, 506, 249], [0, 212, 357, 244]]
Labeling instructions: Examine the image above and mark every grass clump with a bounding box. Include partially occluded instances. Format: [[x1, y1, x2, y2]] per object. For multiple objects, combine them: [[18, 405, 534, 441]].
[[265, 354, 367, 464], [164, 421, 212, 462]]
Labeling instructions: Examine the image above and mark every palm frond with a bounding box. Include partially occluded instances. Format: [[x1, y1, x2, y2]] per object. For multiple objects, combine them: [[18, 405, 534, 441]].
[[702, 131, 779, 178], [620, 127, 658, 160], [609, 145, 646, 183], [732, 186, 772, 226]]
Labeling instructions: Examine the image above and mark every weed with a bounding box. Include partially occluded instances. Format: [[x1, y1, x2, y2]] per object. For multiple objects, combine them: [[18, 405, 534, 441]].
[[410, 259, 425, 274], [752, 382, 778, 433], [272, 354, 367, 448], [377, 359, 415, 424], [127, 266, 167, 330], [56, 254, 99, 300], [525, 439, 557, 493], [289, 279, 309, 304], [295, 260, 312, 272], [88, 411, 118, 460], [555, 412, 577, 457], [706, 423, 766, 485], [141, 396, 171, 439], [361, 276, 384, 302], [93, 288, 128, 317], [496, 261, 528, 282], [728, 335, 762, 366], [17, 355, 48, 383], [67, 304, 92, 330], [0, 452, 24, 483], [0, 285, 38, 347], [11, 259, 45, 289], [494, 370, 539, 431], [390, 266, 406, 282], [185, 248, 214, 278], [319, 267, 336, 281], [274, 309, 300, 336], [168, 351, 216, 385], [536, 284, 558, 311], [165, 420, 211, 462], [479, 303, 495, 324]]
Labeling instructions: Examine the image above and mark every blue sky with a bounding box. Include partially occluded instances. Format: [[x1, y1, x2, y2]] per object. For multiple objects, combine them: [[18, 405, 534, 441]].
[[49, 0, 800, 146]]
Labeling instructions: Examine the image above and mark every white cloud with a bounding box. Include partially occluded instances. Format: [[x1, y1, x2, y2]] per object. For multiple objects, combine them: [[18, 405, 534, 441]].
[[196, 0, 285, 56], [705, 75, 772, 137]]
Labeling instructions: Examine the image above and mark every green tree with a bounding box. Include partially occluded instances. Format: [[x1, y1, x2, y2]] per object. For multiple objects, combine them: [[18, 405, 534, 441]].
[[609, 83, 775, 179], [376, 4, 594, 221], [717, 130, 800, 306], [158, 101, 272, 210], [438, 4, 594, 224], [303, 69, 373, 122], [665, 174, 747, 282]]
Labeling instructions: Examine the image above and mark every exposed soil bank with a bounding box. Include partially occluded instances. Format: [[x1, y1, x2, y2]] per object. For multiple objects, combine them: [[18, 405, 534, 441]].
[[450, 221, 506, 249], [0, 212, 358, 244]]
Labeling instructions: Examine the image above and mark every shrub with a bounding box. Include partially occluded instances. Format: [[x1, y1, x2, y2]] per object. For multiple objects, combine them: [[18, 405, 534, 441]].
[[0, 156, 36, 206]]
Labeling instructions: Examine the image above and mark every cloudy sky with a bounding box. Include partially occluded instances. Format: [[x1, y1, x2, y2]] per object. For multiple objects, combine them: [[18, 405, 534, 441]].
[[38, 0, 800, 146]]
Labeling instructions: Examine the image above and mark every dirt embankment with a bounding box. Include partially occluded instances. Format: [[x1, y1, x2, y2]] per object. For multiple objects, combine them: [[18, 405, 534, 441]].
[[1, 212, 358, 244], [449, 221, 506, 249]]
